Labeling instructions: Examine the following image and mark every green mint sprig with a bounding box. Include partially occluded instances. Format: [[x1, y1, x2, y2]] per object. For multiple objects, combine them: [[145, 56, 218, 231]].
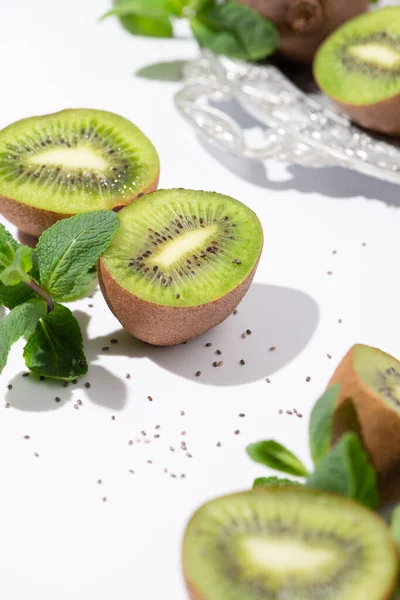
[[246, 385, 379, 510], [0, 210, 119, 381], [100, 0, 279, 62]]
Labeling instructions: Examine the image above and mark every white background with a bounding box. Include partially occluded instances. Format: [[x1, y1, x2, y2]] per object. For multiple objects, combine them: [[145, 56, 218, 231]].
[[0, 1, 399, 599]]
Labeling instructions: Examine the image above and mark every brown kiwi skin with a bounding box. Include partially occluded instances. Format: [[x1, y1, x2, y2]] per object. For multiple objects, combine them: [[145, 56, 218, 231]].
[[325, 95, 400, 138], [328, 345, 400, 504], [0, 174, 159, 238], [237, 0, 368, 63], [98, 255, 261, 346]]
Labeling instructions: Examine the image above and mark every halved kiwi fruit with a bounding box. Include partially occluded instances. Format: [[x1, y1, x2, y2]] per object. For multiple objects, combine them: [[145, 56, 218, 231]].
[[237, 0, 368, 63], [183, 487, 399, 600], [314, 8, 400, 136], [329, 344, 400, 504], [99, 189, 263, 346], [0, 109, 159, 236]]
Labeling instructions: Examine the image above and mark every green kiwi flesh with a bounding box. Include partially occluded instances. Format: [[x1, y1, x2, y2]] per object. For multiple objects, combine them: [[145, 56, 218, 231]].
[[314, 8, 400, 135], [0, 108, 159, 214], [101, 189, 263, 307], [352, 344, 400, 413], [183, 488, 399, 600]]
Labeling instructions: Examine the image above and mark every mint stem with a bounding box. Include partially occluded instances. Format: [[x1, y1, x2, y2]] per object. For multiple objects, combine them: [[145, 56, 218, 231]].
[[25, 280, 54, 313]]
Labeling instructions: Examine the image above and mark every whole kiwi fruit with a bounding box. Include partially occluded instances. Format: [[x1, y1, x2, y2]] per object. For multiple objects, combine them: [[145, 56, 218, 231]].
[[329, 344, 400, 504], [236, 0, 369, 63]]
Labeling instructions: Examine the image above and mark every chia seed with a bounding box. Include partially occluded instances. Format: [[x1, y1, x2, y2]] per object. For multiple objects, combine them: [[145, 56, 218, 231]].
[[77, 399, 83, 406], [111, 415, 116, 420], [327, 354, 332, 359], [216, 350, 222, 355], [306, 376, 311, 382], [85, 382, 91, 388], [125, 373, 131, 379], [234, 430, 240, 435], [24, 435, 30, 440], [240, 359, 246, 365], [110, 339, 118, 344], [269, 346, 276, 351], [7, 384, 12, 390], [286, 410, 293, 415], [195, 371, 201, 377], [102, 346, 110, 351], [74, 404, 79, 410], [5, 403, 9, 408], [55, 396, 61, 403], [216, 442, 221, 447], [246, 329, 252, 335], [233, 310, 238, 315], [22, 373, 29, 378], [266, 378, 271, 383], [239, 413, 245, 417], [205, 343, 212, 347]]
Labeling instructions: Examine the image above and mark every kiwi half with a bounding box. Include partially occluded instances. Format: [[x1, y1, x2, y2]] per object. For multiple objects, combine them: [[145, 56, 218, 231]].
[[0, 109, 159, 236], [329, 344, 400, 504], [314, 8, 400, 136], [99, 189, 263, 346], [183, 488, 399, 600], [237, 0, 368, 63]]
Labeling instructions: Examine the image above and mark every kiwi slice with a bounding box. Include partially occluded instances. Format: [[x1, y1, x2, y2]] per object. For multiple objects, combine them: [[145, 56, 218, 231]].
[[0, 109, 159, 236], [329, 344, 400, 504], [237, 0, 368, 63], [183, 488, 399, 600], [99, 188, 263, 346], [314, 8, 400, 136]]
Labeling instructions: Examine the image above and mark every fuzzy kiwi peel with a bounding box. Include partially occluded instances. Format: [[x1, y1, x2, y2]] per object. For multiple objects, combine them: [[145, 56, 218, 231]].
[[329, 344, 400, 504], [183, 487, 399, 600], [314, 8, 400, 137], [99, 188, 263, 346], [236, 0, 368, 63], [0, 109, 159, 237]]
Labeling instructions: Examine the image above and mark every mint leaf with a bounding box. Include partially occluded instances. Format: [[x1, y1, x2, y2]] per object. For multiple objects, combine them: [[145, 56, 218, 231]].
[[247, 440, 309, 477], [36, 210, 119, 302], [0, 299, 47, 374], [191, 1, 279, 61], [101, 0, 184, 18], [102, 0, 175, 37], [309, 385, 340, 465], [0, 246, 33, 286], [23, 303, 87, 381], [391, 505, 400, 553], [253, 476, 300, 489], [306, 432, 379, 509], [0, 224, 38, 308]]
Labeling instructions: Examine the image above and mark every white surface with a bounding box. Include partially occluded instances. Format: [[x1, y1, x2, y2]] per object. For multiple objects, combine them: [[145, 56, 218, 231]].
[[0, 2, 399, 599]]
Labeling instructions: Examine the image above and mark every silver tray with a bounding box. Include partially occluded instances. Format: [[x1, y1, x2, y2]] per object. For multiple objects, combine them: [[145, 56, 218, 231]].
[[175, 50, 400, 185]]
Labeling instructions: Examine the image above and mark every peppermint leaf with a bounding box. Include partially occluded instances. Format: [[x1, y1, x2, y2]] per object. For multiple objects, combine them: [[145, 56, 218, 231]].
[[309, 385, 340, 465], [23, 303, 87, 381], [253, 476, 300, 489], [36, 210, 119, 302], [0, 224, 38, 308], [306, 432, 379, 509], [0, 246, 33, 286], [0, 299, 47, 374], [101, 0, 176, 37], [191, 0, 279, 61], [247, 440, 309, 477]]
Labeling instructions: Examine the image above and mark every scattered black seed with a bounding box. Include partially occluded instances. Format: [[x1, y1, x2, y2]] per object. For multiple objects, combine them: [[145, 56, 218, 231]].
[[332, 250, 337, 254], [241, 333, 246, 339], [234, 430, 240, 435], [246, 329, 252, 335], [216, 442, 221, 447], [205, 343, 212, 347], [306, 376, 311, 382], [128, 440, 133, 445], [327, 354, 332, 359], [147, 460, 153, 464], [85, 382, 91, 389], [34, 453, 39, 458], [5, 403, 9, 408], [186, 453, 192, 458], [88, 304, 94, 308], [240, 359, 246, 365], [72, 379, 78, 384], [154, 434, 160, 439], [233, 310, 238, 315], [269, 346, 276, 352], [286, 410, 293, 415], [297, 413, 303, 419], [141, 431, 146, 436], [74, 404, 79, 410], [213, 361, 218, 367], [111, 415, 116, 420], [24, 435, 30, 440], [176, 294, 180, 299], [102, 346, 110, 351], [39, 376, 45, 381], [266, 378, 271, 383], [77, 399, 83, 406], [181, 431, 186, 436], [102, 497, 107, 503], [327, 271, 333, 275], [110, 339, 118, 344], [181, 474, 186, 479], [125, 373, 131, 379], [147, 396, 153, 402], [7, 384, 12, 390], [239, 413, 245, 417], [129, 469, 135, 474], [362, 242, 367, 247], [338, 319, 342, 324], [216, 350, 222, 355], [22, 372, 29, 378], [155, 425, 161, 430], [170, 446, 175, 452], [195, 371, 201, 377], [63, 382, 69, 388], [180, 410, 185, 416], [218, 361, 224, 367], [278, 409, 283, 414]]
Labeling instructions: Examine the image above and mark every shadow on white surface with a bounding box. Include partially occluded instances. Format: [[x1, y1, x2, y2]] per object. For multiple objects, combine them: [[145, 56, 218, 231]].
[[200, 99, 400, 206], [136, 60, 186, 82], [85, 283, 319, 386]]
